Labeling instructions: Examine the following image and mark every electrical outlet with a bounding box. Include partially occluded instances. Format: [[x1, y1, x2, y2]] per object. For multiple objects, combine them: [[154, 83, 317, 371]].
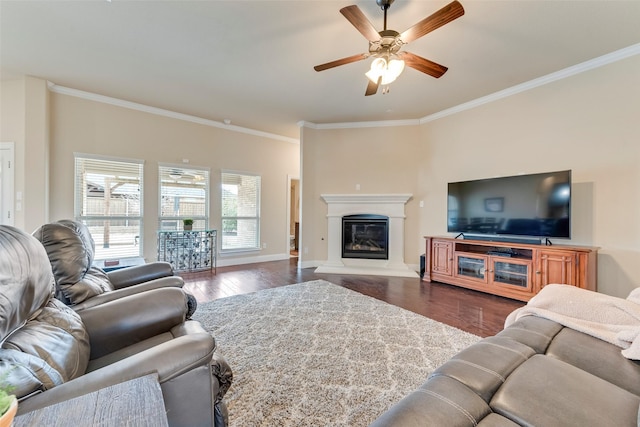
[[303, 247, 309, 254], [262, 242, 267, 249]]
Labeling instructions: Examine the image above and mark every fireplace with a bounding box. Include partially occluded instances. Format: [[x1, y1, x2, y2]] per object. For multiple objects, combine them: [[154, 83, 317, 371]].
[[342, 214, 389, 260], [315, 193, 419, 278]]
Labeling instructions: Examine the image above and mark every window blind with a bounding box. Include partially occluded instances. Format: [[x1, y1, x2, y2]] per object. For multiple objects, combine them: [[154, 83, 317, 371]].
[[74, 154, 143, 260], [158, 164, 210, 231], [221, 171, 261, 251]]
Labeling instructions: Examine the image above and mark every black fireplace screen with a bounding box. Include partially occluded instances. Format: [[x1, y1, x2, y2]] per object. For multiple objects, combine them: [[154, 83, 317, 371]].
[[342, 214, 389, 260]]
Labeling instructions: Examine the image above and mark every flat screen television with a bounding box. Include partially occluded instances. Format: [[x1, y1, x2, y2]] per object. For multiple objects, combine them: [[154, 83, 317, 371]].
[[447, 170, 571, 240]]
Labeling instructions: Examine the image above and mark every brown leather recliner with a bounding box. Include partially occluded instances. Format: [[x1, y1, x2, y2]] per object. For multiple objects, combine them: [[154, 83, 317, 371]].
[[0, 225, 232, 427], [32, 220, 195, 314]]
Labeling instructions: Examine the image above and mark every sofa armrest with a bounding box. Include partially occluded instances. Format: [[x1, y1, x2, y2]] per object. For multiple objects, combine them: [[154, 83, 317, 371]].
[[17, 332, 215, 415], [79, 287, 188, 359], [107, 262, 177, 289], [71, 276, 185, 311]]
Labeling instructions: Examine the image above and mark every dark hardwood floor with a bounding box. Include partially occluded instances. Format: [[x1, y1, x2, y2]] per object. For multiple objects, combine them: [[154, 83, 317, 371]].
[[181, 257, 525, 337]]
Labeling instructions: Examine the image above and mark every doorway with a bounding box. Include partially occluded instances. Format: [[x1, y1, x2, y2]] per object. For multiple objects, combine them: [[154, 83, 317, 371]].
[[0, 142, 15, 226], [287, 177, 300, 257]]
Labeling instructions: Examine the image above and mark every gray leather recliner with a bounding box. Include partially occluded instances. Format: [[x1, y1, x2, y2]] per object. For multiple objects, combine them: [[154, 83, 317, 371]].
[[31, 220, 195, 314], [0, 225, 232, 427]]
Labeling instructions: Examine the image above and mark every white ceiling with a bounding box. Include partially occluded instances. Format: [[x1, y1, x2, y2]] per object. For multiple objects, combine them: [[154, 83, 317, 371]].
[[2, 1, 640, 140]]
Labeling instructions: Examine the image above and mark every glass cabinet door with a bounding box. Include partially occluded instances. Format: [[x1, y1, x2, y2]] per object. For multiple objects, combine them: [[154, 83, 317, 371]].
[[455, 254, 488, 282], [491, 259, 532, 291]]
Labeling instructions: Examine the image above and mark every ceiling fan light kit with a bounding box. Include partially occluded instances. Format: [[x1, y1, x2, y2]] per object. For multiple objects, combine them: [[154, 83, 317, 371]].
[[314, 0, 465, 96], [365, 56, 405, 85]]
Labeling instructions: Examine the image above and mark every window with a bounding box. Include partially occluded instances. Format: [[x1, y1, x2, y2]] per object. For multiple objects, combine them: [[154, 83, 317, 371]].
[[159, 165, 209, 230], [221, 171, 261, 251], [74, 154, 143, 260]]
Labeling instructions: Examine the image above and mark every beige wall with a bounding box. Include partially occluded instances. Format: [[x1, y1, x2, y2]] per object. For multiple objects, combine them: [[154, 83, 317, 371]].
[[301, 55, 640, 298], [49, 92, 300, 263], [0, 80, 24, 228], [300, 124, 425, 266], [0, 77, 49, 231]]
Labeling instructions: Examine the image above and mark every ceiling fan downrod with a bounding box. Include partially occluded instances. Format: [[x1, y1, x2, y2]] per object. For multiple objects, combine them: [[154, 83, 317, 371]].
[[376, 0, 394, 31]]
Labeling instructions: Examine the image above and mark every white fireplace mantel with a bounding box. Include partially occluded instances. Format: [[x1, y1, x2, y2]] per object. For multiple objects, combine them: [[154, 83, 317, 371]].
[[320, 194, 413, 206], [315, 193, 419, 278]]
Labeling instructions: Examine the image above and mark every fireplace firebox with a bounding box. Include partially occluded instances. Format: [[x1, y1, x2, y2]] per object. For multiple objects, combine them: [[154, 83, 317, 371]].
[[341, 214, 389, 260]]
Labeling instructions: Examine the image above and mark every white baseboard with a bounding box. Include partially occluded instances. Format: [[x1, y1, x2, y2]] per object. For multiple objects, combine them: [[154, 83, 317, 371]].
[[217, 252, 290, 267], [299, 259, 421, 278], [315, 264, 419, 278], [299, 259, 323, 269]]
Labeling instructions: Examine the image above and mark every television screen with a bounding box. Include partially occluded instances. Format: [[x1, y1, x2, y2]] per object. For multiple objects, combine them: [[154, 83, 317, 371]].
[[447, 170, 571, 239]]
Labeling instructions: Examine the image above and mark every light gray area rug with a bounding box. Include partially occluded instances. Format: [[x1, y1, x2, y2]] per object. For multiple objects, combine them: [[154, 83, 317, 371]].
[[193, 280, 481, 426]]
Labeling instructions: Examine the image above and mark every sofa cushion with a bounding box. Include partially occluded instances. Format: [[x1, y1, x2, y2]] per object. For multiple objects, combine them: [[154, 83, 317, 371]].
[[546, 327, 640, 396], [0, 349, 64, 399], [491, 354, 640, 426], [495, 316, 563, 353], [64, 267, 112, 305], [429, 336, 536, 402], [477, 413, 520, 426], [2, 298, 90, 394], [370, 375, 492, 427]]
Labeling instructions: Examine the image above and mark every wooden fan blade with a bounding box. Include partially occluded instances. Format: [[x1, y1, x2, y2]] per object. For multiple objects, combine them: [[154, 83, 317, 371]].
[[365, 76, 381, 96], [314, 53, 367, 72], [340, 5, 380, 42], [400, 0, 464, 44], [402, 52, 448, 78]]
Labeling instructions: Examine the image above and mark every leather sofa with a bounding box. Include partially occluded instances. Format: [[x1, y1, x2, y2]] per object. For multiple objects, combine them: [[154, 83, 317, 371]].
[[0, 225, 232, 427], [371, 303, 640, 426], [32, 220, 196, 315]]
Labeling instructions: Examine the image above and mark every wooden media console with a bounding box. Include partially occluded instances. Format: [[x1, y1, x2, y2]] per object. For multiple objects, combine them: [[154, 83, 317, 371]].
[[423, 236, 598, 302]]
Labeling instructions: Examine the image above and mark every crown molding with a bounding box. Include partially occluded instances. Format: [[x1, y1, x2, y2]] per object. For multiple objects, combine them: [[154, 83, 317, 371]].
[[320, 193, 412, 205], [298, 119, 420, 130], [47, 82, 299, 145], [47, 42, 639, 139], [303, 42, 640, 130], [420, 42, 640, 124]]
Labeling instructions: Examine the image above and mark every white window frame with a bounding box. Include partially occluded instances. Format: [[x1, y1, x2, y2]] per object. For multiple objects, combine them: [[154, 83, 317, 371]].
[[221, 170, 261, 252], [74, 153, 144, 260], [158, 163, 210, 231]]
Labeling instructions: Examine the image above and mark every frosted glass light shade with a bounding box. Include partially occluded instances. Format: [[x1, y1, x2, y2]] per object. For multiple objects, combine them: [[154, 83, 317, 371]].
[[365, 57, 405, 85]]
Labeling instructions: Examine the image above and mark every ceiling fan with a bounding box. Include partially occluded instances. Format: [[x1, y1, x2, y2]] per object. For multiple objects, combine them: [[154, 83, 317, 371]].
[[314, 0, 464, 96], [166, 168, 205, 182]]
